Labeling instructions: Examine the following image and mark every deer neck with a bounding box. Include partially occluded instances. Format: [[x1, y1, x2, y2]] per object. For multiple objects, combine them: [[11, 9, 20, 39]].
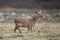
[[32, 15, 39, 23]]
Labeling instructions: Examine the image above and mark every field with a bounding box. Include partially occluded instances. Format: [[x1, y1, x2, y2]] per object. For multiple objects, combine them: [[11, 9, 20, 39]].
[[0, 8, 60, 40], [0, 21, 60, 40]]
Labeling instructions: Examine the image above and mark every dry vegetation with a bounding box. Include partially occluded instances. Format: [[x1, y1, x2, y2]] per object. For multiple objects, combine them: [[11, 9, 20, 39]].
[[0, 21, 60, 40]]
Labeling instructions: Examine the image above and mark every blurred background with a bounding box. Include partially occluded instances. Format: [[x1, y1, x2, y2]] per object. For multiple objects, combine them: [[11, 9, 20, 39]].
[[0, 0, 60, 40], [0, 0, 60, 9], [0, 0, 60, 22]]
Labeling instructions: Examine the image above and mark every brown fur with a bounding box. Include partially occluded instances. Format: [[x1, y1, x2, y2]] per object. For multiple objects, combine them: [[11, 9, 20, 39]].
[[14, 11, 42, 33]]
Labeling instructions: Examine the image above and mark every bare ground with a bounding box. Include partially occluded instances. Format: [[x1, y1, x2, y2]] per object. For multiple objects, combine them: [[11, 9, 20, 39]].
[[0, 21, 60, 40]]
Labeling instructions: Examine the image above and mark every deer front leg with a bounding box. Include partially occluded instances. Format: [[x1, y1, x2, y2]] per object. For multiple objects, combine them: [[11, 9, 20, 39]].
[[28, 26, 32, 32], [32, 27, 35, 32]]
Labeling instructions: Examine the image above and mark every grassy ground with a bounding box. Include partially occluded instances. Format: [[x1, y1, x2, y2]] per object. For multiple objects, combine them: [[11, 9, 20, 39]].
[[0, 21, 60, 40]]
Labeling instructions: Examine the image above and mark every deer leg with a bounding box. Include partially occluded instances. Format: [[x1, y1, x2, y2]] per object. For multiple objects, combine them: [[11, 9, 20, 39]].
[[17, 27, 21, 33], [32, 27, 35, 32], [14, 26, 18, 33], [14, 24, 21, 33], [14, 23, 18, 33], [28, 27, 32, 32]]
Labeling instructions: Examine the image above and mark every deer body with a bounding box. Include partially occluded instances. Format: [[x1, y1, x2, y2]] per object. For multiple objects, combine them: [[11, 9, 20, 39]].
[[14, 10, 42, 33]]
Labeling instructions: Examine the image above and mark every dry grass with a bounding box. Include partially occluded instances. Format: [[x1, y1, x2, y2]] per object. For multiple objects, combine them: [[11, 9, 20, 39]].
[[0, 22, 60, 40]]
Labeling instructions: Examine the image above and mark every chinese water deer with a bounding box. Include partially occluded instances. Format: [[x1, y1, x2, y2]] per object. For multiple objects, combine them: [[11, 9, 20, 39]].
[[14, 10, 42, 33]]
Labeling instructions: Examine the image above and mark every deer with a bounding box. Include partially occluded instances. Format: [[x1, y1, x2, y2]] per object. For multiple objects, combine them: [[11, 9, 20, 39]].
[[14, 10, 42, 33]]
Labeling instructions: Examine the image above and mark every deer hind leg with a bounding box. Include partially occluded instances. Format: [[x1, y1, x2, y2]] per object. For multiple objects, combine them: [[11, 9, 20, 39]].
[[14, 26, 18, 33], [14, 24, 21, 33], [17, 27, 21, 33]]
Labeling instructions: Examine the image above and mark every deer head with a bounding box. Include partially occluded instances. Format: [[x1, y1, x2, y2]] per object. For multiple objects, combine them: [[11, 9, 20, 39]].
[[35, 10, 42, 18], [32, 10, 42, 22]]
